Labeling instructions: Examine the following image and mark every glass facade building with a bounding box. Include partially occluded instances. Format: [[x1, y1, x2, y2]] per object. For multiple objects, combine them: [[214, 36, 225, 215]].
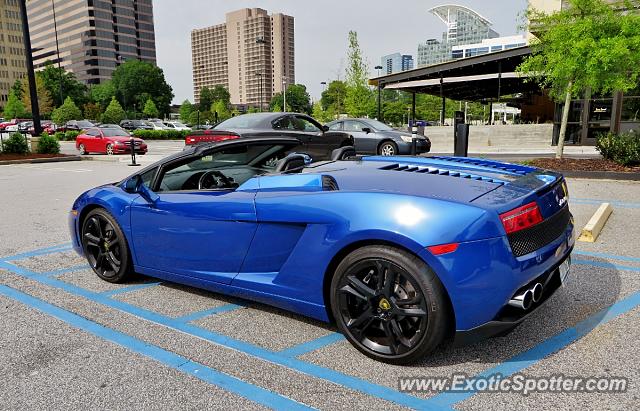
[[417, 5, 498, 67], [451, 35, 527, 59], [0, 0, 26, 107], [380, 53, 414, 75]]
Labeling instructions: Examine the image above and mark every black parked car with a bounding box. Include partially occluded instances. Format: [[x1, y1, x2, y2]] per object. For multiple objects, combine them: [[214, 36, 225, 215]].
[[210, 113, 354, 160], [326, 118, 431, 156], [120, 119, 154, 131], [58, 120, 95, 133]]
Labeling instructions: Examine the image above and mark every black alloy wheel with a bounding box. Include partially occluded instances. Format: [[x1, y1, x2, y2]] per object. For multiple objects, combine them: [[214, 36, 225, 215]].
[[331, 246, 449, 364], [82, 209, 131, 283]]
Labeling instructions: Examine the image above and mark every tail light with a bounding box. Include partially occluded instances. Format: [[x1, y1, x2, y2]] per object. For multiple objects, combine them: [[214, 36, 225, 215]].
[[499, 201, 543, 234], [185, 134, 239, 145]]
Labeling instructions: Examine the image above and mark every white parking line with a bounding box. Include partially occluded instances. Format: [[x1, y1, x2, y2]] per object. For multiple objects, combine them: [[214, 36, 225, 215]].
[[6, 164, 93, 173]]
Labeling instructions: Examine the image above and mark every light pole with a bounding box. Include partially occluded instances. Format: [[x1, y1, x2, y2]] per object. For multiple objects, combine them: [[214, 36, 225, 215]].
[[255, 37, 267, 111], [51, 0, 63, 105], [19, 0, 41, 137], [374, 65, 383, 121], [255, 72, 263, 112], [282, 76, 287, 112]]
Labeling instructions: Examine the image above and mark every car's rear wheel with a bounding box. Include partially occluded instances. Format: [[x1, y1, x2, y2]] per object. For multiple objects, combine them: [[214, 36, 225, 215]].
[[378, 141, 397, 156], [106, 143, 114, 155], [81, 209, 132, 283], [78, 144, 87, 155], [330, 246, 449, 364]]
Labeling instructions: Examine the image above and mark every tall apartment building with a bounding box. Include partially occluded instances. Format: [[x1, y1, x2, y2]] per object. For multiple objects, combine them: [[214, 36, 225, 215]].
[[380, 53, 413, 75], [192, 8, 294, 108], [0, 0, 26, 107], [26, 0, 156, 85], [417, 5, 498, 67]]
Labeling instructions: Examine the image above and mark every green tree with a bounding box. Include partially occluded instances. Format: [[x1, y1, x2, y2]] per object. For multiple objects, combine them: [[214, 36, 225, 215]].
[[11, 79, 23, 101], [51, 97, 82, 125], [101, 97, 126, 124], [142, 98, 159, 118], [518, 0, 640, 158], [39, 62, 88, 107], [3, 90, 27, 119], [198, 87, 215, 112], [320, 80, 347, 114], [269, 84, 311, 114], [211, 100, 230, 122], [111, 59, 174, 116], [22, 76, 54, 116], [179, 99, 194, 122], [211, 85, 231, 106], [312, 101, 332, 123], [90, 80, 116, 109], [83, 102, 102, 121], [344, 31, 374, 117]]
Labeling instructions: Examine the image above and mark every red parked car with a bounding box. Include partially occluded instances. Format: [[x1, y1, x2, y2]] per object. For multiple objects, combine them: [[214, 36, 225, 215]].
[[76, 127, 147, 155]]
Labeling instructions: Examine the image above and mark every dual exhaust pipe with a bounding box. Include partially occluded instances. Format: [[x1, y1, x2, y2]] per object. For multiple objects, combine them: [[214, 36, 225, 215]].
[[508, 283, 543, 310]]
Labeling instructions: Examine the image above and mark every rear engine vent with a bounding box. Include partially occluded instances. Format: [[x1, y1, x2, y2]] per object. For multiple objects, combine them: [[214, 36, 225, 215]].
[[428, 156, 533, 175], [508, 206, 571, 257], [380, 163, 505, 184], [322, 175, 339, 191]]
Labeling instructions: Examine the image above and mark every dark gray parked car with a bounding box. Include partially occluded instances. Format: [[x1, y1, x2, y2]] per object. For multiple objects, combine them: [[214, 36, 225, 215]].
[[325, 118, 431, 156]]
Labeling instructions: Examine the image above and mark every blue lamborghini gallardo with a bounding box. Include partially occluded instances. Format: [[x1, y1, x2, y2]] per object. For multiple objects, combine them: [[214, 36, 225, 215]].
[[69, 137, 574, 364]]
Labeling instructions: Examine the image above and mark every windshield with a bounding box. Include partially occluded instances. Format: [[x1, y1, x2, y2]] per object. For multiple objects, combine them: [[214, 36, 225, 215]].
[[102, 128, 129, 137], [215, 114, 265, 129], [365, 119, 394, 131], [78, 120, 94, 128]]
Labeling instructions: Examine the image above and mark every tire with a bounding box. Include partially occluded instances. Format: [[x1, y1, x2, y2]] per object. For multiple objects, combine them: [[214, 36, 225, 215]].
[[106, 143, 114, 155], [81, 208, 132, 283], [330, 246, 450, 364], [378, 141, 397, 156], [78, 144, 87, 155]]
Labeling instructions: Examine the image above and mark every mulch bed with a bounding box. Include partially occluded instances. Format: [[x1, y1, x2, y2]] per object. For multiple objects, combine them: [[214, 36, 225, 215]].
[[0, 153, 71, 161], [528, 158, 640, 173]]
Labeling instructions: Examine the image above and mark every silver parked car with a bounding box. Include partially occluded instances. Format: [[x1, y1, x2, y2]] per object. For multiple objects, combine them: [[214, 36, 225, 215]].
[[325, 118, 431, 156]]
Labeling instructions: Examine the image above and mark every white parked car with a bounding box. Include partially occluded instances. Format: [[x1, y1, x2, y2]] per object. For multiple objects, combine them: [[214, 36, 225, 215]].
[[5, 124, 19, 132], [164, 121, 191, 131], [147, 120, 171, 130]]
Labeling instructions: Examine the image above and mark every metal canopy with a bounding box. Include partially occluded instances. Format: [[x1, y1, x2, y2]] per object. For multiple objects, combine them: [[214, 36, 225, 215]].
[[371, 46, 539, 102]]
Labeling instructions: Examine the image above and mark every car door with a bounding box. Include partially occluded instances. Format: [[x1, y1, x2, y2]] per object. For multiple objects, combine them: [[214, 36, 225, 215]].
[[82, 128, 99, 152], [343, 120, 376, 153], [129, 148, 258, 284], [289, 115, 344, 159]]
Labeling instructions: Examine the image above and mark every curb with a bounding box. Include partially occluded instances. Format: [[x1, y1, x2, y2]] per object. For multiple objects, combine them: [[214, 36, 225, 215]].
[[0, 156, 83, 165], [561, 170, 640, 181]]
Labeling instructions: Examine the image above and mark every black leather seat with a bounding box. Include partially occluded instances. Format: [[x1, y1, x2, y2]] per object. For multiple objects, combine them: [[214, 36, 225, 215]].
[[331, 146, 356, 161], [275, 154, 308, 173]]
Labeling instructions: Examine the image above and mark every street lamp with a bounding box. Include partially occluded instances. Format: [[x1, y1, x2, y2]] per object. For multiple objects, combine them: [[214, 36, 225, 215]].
[[256, 37, 267, 112], [19, 0, 41, 137], [374, 65, 383, 121], [51, 0, 64, 105], [282, 76, 287, 112], [255, 72, 263, 112]]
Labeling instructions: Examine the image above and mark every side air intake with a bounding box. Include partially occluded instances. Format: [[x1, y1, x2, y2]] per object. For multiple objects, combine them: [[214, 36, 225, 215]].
[[428, 156, 534, 175], [379, 163, 506, 184]]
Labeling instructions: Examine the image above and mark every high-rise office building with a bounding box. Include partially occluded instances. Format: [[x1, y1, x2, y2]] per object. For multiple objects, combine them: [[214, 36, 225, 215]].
[[0, 0, 26, 107], [417, 5, 498, 67], [191, 8, 295, 108], [380, 53, 413, 75], [27, 0, 156, 85]]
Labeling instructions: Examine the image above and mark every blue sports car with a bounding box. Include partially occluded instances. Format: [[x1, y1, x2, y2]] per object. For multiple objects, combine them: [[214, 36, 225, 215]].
[[69, 137, 574, 364]]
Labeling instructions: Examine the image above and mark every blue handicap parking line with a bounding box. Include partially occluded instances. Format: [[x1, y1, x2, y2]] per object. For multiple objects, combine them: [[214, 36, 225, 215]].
[[175, 303, 246, 323], [570, 198, 640, 209], [2, 243, 73, 261], [0, 284, 314, 411], [2, 259, 435, 410], [100, 282, 163, 296], [573, 259, 640, 272], [573, 250, 640, 263], [41, 264, 91, 277], [279, 333, 346, 358], [426, 290, 640, 408]]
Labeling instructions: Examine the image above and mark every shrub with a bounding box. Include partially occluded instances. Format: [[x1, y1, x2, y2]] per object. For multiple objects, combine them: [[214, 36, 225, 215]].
[[37, 133, 60, 154], [131, 129, 189, 140], [596, 131, 640, 166], [64, 131, 80, 141], [1, 132, 29, 154], [54, 131, 65, 141]]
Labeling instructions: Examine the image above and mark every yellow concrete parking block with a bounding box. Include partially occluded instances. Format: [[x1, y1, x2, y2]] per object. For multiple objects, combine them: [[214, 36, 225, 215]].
[[577, 202, 613, 243]]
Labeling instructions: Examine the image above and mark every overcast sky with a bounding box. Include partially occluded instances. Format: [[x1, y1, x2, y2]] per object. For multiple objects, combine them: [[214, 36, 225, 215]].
[[153, 0, 528, 104]]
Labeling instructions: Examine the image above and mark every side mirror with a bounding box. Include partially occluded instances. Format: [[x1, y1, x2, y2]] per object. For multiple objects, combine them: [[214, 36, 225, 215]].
[[321, 125, 329, 132], [123, 175, 159, 203], [362, 127, 372, 134]]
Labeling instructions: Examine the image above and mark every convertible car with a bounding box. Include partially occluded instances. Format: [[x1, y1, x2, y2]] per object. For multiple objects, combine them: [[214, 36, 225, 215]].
[[69, 137, 574, 364]]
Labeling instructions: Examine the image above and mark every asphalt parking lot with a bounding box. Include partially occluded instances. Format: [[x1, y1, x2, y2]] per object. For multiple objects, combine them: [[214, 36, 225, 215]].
[[0, 160, 638, 410]]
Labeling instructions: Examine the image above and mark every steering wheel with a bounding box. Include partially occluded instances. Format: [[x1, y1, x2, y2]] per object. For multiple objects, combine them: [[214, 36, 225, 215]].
[[198, 170, 235, 190]]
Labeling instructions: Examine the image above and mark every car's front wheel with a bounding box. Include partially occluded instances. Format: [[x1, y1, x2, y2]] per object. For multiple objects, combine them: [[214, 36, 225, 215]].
[[78, 144, 87, 155], [81, 209, 132, 283], [378, 141, 397, 156], [330, 246, 450, 364], [106, 143, 114, 155]]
